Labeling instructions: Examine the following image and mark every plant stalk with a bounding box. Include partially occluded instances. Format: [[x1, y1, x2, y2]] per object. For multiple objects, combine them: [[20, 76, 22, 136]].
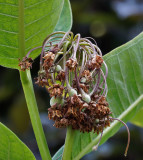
[[62, 126, 75, 160], [20, 70, 52, 160]]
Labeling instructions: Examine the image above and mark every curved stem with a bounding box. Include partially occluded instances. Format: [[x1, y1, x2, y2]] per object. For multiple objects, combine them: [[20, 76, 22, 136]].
[[42, 31, 66, 45], [62, 127, 75, 160], [40, 36, 62, 70], [75, 68, 82, 92], [109, 117, 130, 157], [80, 38, 96, 55], [26, 46, 42, 57], [79, 51, 86, 76], [63, 41, 71, 70], [20, 70, 51, 160], [84, 37, 97, 45], [58, 31, 70, 48], [65, 67, 72, 90], [73, 34, 80, 59], [93, 44, 102, 56], [90, 70, 101, 96], [92, 121, 105, 151], [55, 42, 73, 66]]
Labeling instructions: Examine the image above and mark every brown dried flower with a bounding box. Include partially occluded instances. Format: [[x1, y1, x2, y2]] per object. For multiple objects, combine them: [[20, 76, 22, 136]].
[[48, 84, 64, 97], [66, 58, 78, 70], [87, 55, 103, 71], [56, 71, 65, 81], [18, 57, 33, 71], [81, 70, 92, 83], [50, 44, 60, 54], [43, 52, 55, 70]]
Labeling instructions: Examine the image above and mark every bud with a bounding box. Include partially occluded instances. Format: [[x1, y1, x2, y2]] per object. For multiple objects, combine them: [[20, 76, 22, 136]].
[[82, 93, 91, 103], [68, 88, 77, 96], [80, 77, 86, 83], [56, 65, 62, 72], [50, 96, 64, 106]]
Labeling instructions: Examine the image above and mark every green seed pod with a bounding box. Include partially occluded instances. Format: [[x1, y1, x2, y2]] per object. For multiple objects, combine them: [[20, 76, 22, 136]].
[[95, 119, 99, 123], [80, 77, 86, 83], [56, 65, 62, 72], [50, 96, 64, 106], [68, 88, 77, 96], [82, 93, 91, 103]]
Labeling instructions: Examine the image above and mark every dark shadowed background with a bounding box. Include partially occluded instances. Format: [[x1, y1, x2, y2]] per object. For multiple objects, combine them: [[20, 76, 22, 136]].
[[0, 0, 143, 159]]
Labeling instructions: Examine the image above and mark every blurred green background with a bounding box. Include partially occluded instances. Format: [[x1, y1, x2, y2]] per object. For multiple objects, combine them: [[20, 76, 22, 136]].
[[0, 0, 143, 159]]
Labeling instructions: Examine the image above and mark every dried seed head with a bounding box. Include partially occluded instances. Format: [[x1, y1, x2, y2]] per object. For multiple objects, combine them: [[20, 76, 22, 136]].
[[20, 32, 111, 133], [19, 31, 130, 157]]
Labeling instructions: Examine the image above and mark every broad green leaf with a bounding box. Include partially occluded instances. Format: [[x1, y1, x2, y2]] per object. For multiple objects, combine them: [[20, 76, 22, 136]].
[[53, 32, 143, 159], [54, 0, 72, 32], [0, 0, 65, 69], [0, 122, 35, 160]]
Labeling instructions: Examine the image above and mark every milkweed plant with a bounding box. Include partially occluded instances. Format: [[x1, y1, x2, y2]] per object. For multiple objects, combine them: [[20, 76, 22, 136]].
[[19, 31, 130, 159]]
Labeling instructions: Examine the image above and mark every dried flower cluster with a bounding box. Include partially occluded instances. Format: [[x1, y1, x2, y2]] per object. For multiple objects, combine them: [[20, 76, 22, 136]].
[[19, 31, 130, 156], [37, 32, 111, 133]]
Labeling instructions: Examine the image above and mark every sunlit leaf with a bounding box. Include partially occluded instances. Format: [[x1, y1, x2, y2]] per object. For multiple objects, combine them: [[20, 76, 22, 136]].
[[54, 0, 72, 32], [0, 122, 35, 160], [0, 0, 65, 69]]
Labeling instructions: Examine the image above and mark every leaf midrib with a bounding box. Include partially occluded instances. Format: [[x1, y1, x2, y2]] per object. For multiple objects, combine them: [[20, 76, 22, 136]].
[[18, 0, 25, 59]]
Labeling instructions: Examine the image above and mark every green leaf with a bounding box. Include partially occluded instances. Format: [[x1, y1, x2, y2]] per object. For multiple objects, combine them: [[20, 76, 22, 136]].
[[54, 0, 72, 32], [130, 107, 143, 127], [0, 122, 35, 160], [54, 32, 143, 159], [0, 0, 65, 69], [52, 146, 64, 160]]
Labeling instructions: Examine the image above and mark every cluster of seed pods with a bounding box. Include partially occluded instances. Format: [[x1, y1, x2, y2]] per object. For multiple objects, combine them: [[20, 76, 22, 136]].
[[19, 31, 130, 156]]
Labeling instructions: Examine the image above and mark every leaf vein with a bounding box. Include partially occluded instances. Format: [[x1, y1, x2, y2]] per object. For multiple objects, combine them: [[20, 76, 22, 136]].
[[0, 29, 18, 34], [25, 24, 51, 42], [0, 3, 18, 7], [24, 0, 48, 9], [117, 54, 131, 106], [24, 12, 52, 27], [0, 12, 18, 18], [0, 44, 18, 49], [127, 49, 140, 99]]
